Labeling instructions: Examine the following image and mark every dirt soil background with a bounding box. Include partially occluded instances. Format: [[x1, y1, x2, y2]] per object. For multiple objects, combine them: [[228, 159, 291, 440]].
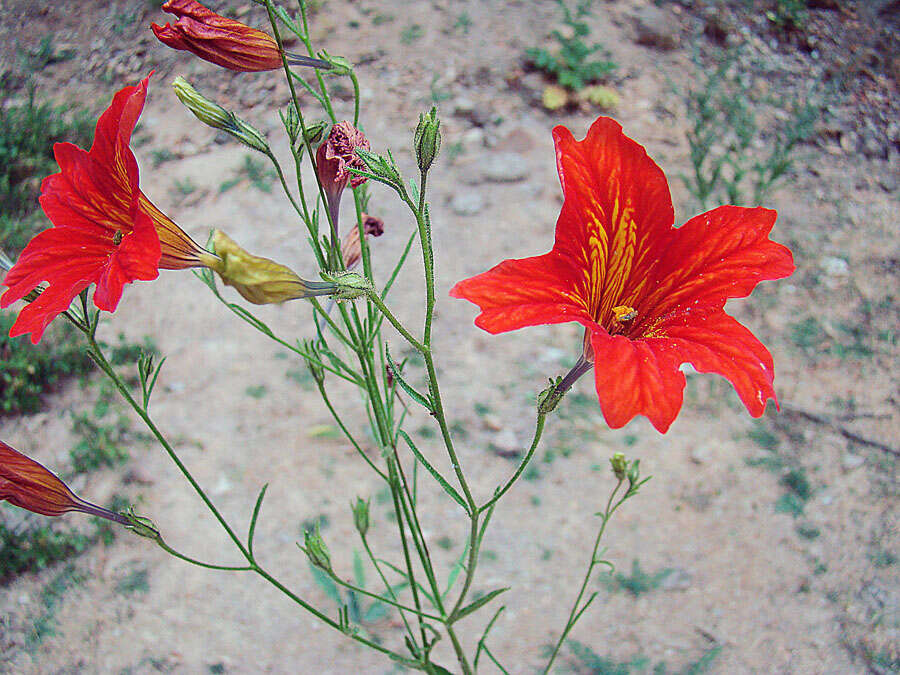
[[1, 0, 898, 673]]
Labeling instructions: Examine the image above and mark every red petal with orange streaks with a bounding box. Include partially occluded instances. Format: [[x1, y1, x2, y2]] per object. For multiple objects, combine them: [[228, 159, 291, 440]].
[[638, 206, 795, 323], [449, 252, 591, 334]]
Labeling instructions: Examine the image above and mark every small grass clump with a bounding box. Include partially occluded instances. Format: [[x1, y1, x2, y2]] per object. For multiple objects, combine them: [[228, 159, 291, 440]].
[[600, 559, 673, 598], [526, 0, 617, 92]]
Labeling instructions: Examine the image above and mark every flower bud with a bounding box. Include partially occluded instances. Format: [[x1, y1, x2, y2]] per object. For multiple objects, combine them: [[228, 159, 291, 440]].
[[172, 77, 269, 154], [324, 270, 374, 301], [211, 229, 336, 304], [302, 339, 326, 385], [283, 104, 301, 144], [0, 249, 13, 273], [302, 524, 332, 572], [303, 120, 328, 147], [351, 497, 370, 537], [610, 452, 627, 481], [414, 107, 441, 173], [626, 458, 642, 489]]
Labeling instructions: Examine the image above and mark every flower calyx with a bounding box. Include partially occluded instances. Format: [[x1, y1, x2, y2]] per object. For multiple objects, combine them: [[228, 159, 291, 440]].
[[322, 270, 374, 301], [537, 376, 565, 415], [351, 497, 370, 537], [301, 524, 332, 572]]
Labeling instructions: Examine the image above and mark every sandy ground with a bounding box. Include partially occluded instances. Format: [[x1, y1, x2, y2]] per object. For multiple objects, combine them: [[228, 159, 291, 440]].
[[1, 1, 898, 673]]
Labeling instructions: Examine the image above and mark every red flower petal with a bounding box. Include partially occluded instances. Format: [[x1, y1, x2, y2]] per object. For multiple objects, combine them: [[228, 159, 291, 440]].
[[40, 143, 135, 237], [449, 252, 591, 334], [653, 309, 779, 418], [552, 117, 674, 325], [638, 206, 795, 326], [89, 75, 148, 186], [589, 329, 686, 433], [92, 211, 161, 311]]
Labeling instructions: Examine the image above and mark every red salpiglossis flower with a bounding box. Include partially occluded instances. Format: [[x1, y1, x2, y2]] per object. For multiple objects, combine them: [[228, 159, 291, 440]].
[[152, 0, 283, 72], [1, 75, 162, 344], [451, 117, 795, 433]]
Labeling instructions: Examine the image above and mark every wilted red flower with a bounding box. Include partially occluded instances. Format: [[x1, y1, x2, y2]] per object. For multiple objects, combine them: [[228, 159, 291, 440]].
[[316, 122, 370, 236], [341, 213, 385, 269], [0, 440, 128, 524], [152, 0, 328, 72], [1, 74, 217, 344], [451, 117, 794, 433]]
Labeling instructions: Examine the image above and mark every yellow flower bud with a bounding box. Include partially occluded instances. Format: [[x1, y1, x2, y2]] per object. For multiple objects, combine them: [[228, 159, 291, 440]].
[[211, 230, 335, 304]]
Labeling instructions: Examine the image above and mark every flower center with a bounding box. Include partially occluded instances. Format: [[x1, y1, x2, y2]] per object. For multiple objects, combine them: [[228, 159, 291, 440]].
[[112, 230, 124, 246]]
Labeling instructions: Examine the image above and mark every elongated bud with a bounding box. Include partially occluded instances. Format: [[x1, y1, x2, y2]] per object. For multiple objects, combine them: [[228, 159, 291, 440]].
[[610, 452, 628, 481], [323, 270, 374, 300], [303, 121, 328, 147], [172, 77, 269, 153], [302, 524, 332, 572], [626, 458, 642, 489], [282, 104, 301, 144], [302, 339, 325, 384], [351, 497, 370, 537], [0, 249, 13, 273], [414, 107, 441, 173], [211, 229, 336, 304]]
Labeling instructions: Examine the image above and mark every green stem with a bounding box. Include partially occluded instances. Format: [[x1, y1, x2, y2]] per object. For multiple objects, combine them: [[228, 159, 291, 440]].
[[253, 565, 421, 669], [543, 479, 626, 674], [316, 379, 388, 481], [362, 534, 418, 644], [85, 335, 251, 561], [328, 571, 444, 621], [155, 538, 254, 572], [478, 415, 546, 514], [366, 290, 427, 354]]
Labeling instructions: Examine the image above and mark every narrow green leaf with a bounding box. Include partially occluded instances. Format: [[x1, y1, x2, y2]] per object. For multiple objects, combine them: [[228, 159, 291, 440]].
[[397, 431, 468, 513], [309, 563, 342, 606], [353, 549, 366, 588], [453, 587, 510, 622], [248, 483, 269, 557], [385, 344, 432, 411]]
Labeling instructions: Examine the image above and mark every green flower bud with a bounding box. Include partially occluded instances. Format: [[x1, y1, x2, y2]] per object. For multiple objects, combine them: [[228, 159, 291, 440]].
[[302, 339, 326, 385], [414, 107, 441, 173], [302, 524, 332, 572], [172, 76, 269, 154], [351, 497, 370, 537], [282, 104, 301, 144], [610, 452, 628, 481], [303, 120, 328, 147]]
